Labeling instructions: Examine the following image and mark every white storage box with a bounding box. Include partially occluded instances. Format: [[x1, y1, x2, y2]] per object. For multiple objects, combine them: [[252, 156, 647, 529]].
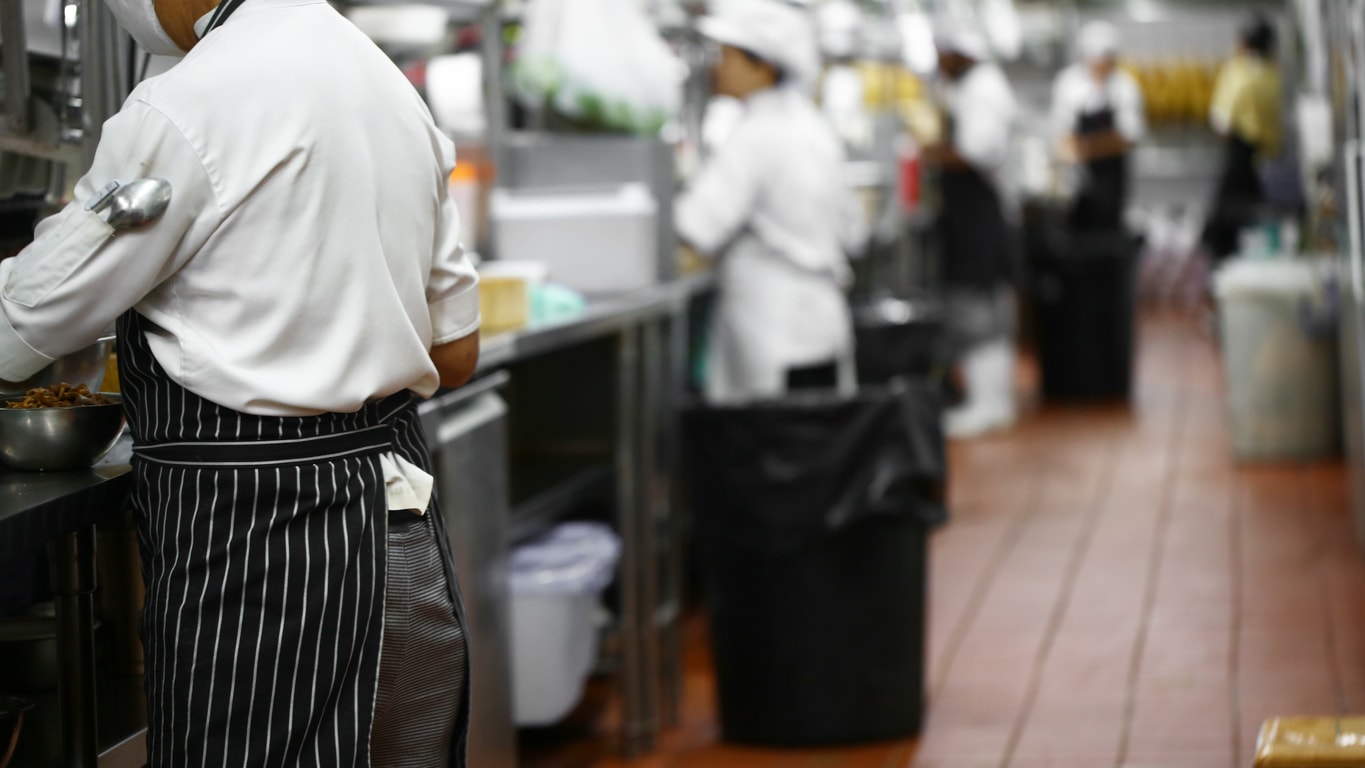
[[508, 522, 621, 726], [1215, 257, 1340, 461], [490, 184, 658, 295]]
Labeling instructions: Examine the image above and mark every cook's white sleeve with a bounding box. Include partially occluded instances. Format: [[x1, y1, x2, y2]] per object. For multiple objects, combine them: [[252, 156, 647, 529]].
[[675, 131, 763, 256], [0, 100, 220, 382], [952, 74, 1014, 172], [1114, 71, 1147, 144], [1050, 69, 1079, 141], [427, 179, 480, 345]]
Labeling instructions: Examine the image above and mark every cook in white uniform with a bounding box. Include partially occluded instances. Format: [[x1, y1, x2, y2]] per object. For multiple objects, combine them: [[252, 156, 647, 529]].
[[1050, 21, 1145, 232], [925, 22, 1020, 438], [0, 0, 480, 764], [677, 0, 868, 404]]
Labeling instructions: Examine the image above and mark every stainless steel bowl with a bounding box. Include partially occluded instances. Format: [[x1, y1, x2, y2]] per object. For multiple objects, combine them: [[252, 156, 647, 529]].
[[0, 336, 115, 397], [0, 395, 125, 471]]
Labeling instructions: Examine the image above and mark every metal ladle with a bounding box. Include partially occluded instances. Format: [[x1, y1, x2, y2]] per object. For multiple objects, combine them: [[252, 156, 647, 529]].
[[85, 178, 173, 230]]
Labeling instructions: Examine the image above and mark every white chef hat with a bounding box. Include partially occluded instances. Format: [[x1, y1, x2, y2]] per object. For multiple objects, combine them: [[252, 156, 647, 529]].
[[1077, 20, 1120, 63], [699, 0, 820, 86], [933, 16, 990, 61], [815, 0, 864, 60]]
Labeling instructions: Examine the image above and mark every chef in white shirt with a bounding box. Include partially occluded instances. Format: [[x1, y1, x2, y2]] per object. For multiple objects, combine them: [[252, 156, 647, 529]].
[[1051, 21, 1145, 232], [677, 0, 868, 404], [925, 21, 1020, 438], [0, 0, 479, 765]]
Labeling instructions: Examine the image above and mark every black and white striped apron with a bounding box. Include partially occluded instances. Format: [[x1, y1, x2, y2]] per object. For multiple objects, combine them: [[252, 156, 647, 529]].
[[118, 310, 469, 767]]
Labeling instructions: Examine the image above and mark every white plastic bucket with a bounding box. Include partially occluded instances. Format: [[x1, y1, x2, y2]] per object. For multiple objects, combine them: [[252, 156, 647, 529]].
[[507, 523, 621, 726], [1214, 258, 1340, 461]]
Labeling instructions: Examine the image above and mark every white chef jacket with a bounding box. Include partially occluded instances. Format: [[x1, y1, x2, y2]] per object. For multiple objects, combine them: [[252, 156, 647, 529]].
[[677, 86, 866, 402], [1050, 64, 1146, 145], [0, 0, 480, 418], [940, 62, 1017, 178]]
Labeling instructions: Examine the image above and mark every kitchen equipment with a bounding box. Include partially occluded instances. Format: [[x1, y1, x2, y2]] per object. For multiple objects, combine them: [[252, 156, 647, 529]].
[[0, 696, 32, 768], [0, 618, 58, 693], [490, 184, 658, 295], [0, 393, 125, 471], [0, 335, 115, 396]]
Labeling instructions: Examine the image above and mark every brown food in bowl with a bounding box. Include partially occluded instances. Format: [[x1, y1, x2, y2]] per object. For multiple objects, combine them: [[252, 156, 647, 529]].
[[5, 383, 115, 409]]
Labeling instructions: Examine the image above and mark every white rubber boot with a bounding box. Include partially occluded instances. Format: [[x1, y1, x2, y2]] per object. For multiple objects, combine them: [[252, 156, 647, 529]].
[[945, 340, 1017, 439]]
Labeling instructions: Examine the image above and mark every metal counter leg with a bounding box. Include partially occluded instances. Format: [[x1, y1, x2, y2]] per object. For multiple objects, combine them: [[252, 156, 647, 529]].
[[638, 319, 664, 742], [616, 327, 650, 758], [50, 525, 99, 768]]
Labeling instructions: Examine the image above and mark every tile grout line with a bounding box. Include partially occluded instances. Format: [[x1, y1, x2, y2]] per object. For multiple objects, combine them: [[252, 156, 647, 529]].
[[926, 465, 1048, 704], [1309, 465, 1352, 715], [997, 434, 1126, 768], [1228, 460, 1245, 767], [1113, 351, 1191, 767]]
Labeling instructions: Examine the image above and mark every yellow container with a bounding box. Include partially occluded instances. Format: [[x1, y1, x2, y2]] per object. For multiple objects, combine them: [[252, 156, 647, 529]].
[[1255, 717, 1365, 767], [478, 275, 529, 334]]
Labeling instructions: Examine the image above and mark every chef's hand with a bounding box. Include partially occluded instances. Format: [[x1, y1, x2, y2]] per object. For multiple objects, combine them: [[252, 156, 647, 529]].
[[1059, 135, 1083, 164], [922, 143, 968, 170]]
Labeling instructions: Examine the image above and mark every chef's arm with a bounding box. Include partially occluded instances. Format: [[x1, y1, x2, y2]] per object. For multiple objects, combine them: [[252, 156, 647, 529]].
[[921, 143, 971, 169], [0, 102, 216, 380], [1072, 130, 1131, 161], [431, 331, 478, 389], [427, 154, 482, 390], [675, 131, 762, 256]]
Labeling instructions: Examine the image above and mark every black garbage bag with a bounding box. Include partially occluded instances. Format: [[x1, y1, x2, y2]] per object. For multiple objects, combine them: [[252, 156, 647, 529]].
[[852, 297, 946, 386], [1029, 219, 1140, 401], [683, 380, 945, 746]]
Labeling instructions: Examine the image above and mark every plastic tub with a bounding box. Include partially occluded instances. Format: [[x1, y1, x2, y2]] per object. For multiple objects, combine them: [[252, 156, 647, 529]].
[[508, 522, 621, 727], [1215, 257, 1340, 461]]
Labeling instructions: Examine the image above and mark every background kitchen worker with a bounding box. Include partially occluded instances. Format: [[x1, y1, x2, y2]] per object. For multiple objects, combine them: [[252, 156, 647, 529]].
[[1051, 20, 1146, 232], [1200, 12, 1282, 263], [0, 0, 480, 765], [925, 20, 1020, 438], [677, 0, 868, 404]]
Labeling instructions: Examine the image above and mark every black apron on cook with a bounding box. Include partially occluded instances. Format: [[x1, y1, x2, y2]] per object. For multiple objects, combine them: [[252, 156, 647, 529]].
[[117, 310, 470, 768], [937, 163, 1012, 291], [1068, 105, 1129, 233], [1200, 133, 1263, 261]]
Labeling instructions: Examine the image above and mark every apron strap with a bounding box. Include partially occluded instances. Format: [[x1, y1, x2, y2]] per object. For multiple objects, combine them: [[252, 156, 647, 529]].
[[202, 0, 248, 37]]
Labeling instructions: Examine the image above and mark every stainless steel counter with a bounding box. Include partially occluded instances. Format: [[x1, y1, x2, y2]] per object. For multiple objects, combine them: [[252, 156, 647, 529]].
[[477, 273, 714, 371]]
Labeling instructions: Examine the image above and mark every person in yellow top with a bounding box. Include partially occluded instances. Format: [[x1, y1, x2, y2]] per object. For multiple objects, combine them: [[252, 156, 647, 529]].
[[1200, 12, 1282, 261]]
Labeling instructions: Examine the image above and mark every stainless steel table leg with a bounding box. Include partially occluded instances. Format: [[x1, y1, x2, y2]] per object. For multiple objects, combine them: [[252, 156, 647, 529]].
[[660, 307, 688, 729], [50, 525, 99, 768], [638, 319, 663, 742], [616, 327, 649, 758]]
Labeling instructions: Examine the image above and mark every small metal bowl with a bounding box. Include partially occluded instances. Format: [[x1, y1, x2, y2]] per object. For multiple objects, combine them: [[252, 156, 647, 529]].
[[0, 336, 115, 397], [0, 395, 125, 472]]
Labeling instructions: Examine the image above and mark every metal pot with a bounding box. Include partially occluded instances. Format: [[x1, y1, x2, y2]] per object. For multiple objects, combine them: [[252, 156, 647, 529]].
[[0, 696, 32, 768], [0, 336, 115, 396]]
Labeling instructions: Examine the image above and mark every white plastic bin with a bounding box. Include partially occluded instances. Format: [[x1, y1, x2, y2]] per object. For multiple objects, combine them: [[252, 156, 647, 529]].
[[508, 522, 621, 727], [1214, 258, 1340, 461]]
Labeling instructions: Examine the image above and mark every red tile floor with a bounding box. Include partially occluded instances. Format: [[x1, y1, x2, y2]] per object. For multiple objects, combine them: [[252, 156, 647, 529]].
[[520, 310, 1365, 768]]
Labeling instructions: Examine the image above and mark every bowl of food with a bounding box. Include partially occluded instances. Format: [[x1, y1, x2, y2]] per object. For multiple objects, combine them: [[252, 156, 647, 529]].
[[0, 336, 115, 397], [0, 384, 125, 471]]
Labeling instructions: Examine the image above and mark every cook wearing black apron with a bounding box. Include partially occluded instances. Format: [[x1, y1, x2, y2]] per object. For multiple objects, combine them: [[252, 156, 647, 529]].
[[1068, 103, 1129, 233], [937, 118, 1013, 296], [119, 310, 470, 767], [1200, 132, 1262, 261]]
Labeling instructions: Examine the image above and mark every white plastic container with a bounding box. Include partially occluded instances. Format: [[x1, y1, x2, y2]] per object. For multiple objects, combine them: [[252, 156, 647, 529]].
[[508, 522, 621, 726], [1215, 257, 1340, 461], [490, 184, 658, 295]]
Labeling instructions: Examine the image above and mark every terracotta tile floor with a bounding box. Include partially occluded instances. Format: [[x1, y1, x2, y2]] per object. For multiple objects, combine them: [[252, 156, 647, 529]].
[[520, 311, 1365, 768]]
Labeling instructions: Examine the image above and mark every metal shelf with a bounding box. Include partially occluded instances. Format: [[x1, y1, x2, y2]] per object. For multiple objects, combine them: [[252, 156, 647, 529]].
[[507, 459, 613, 544]]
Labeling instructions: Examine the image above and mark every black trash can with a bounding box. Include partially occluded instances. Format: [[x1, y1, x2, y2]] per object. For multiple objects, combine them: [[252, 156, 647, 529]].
[[852, 297, 945, 385], [1029, 222, 1140, 401], [683, 381, 946, 746]]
